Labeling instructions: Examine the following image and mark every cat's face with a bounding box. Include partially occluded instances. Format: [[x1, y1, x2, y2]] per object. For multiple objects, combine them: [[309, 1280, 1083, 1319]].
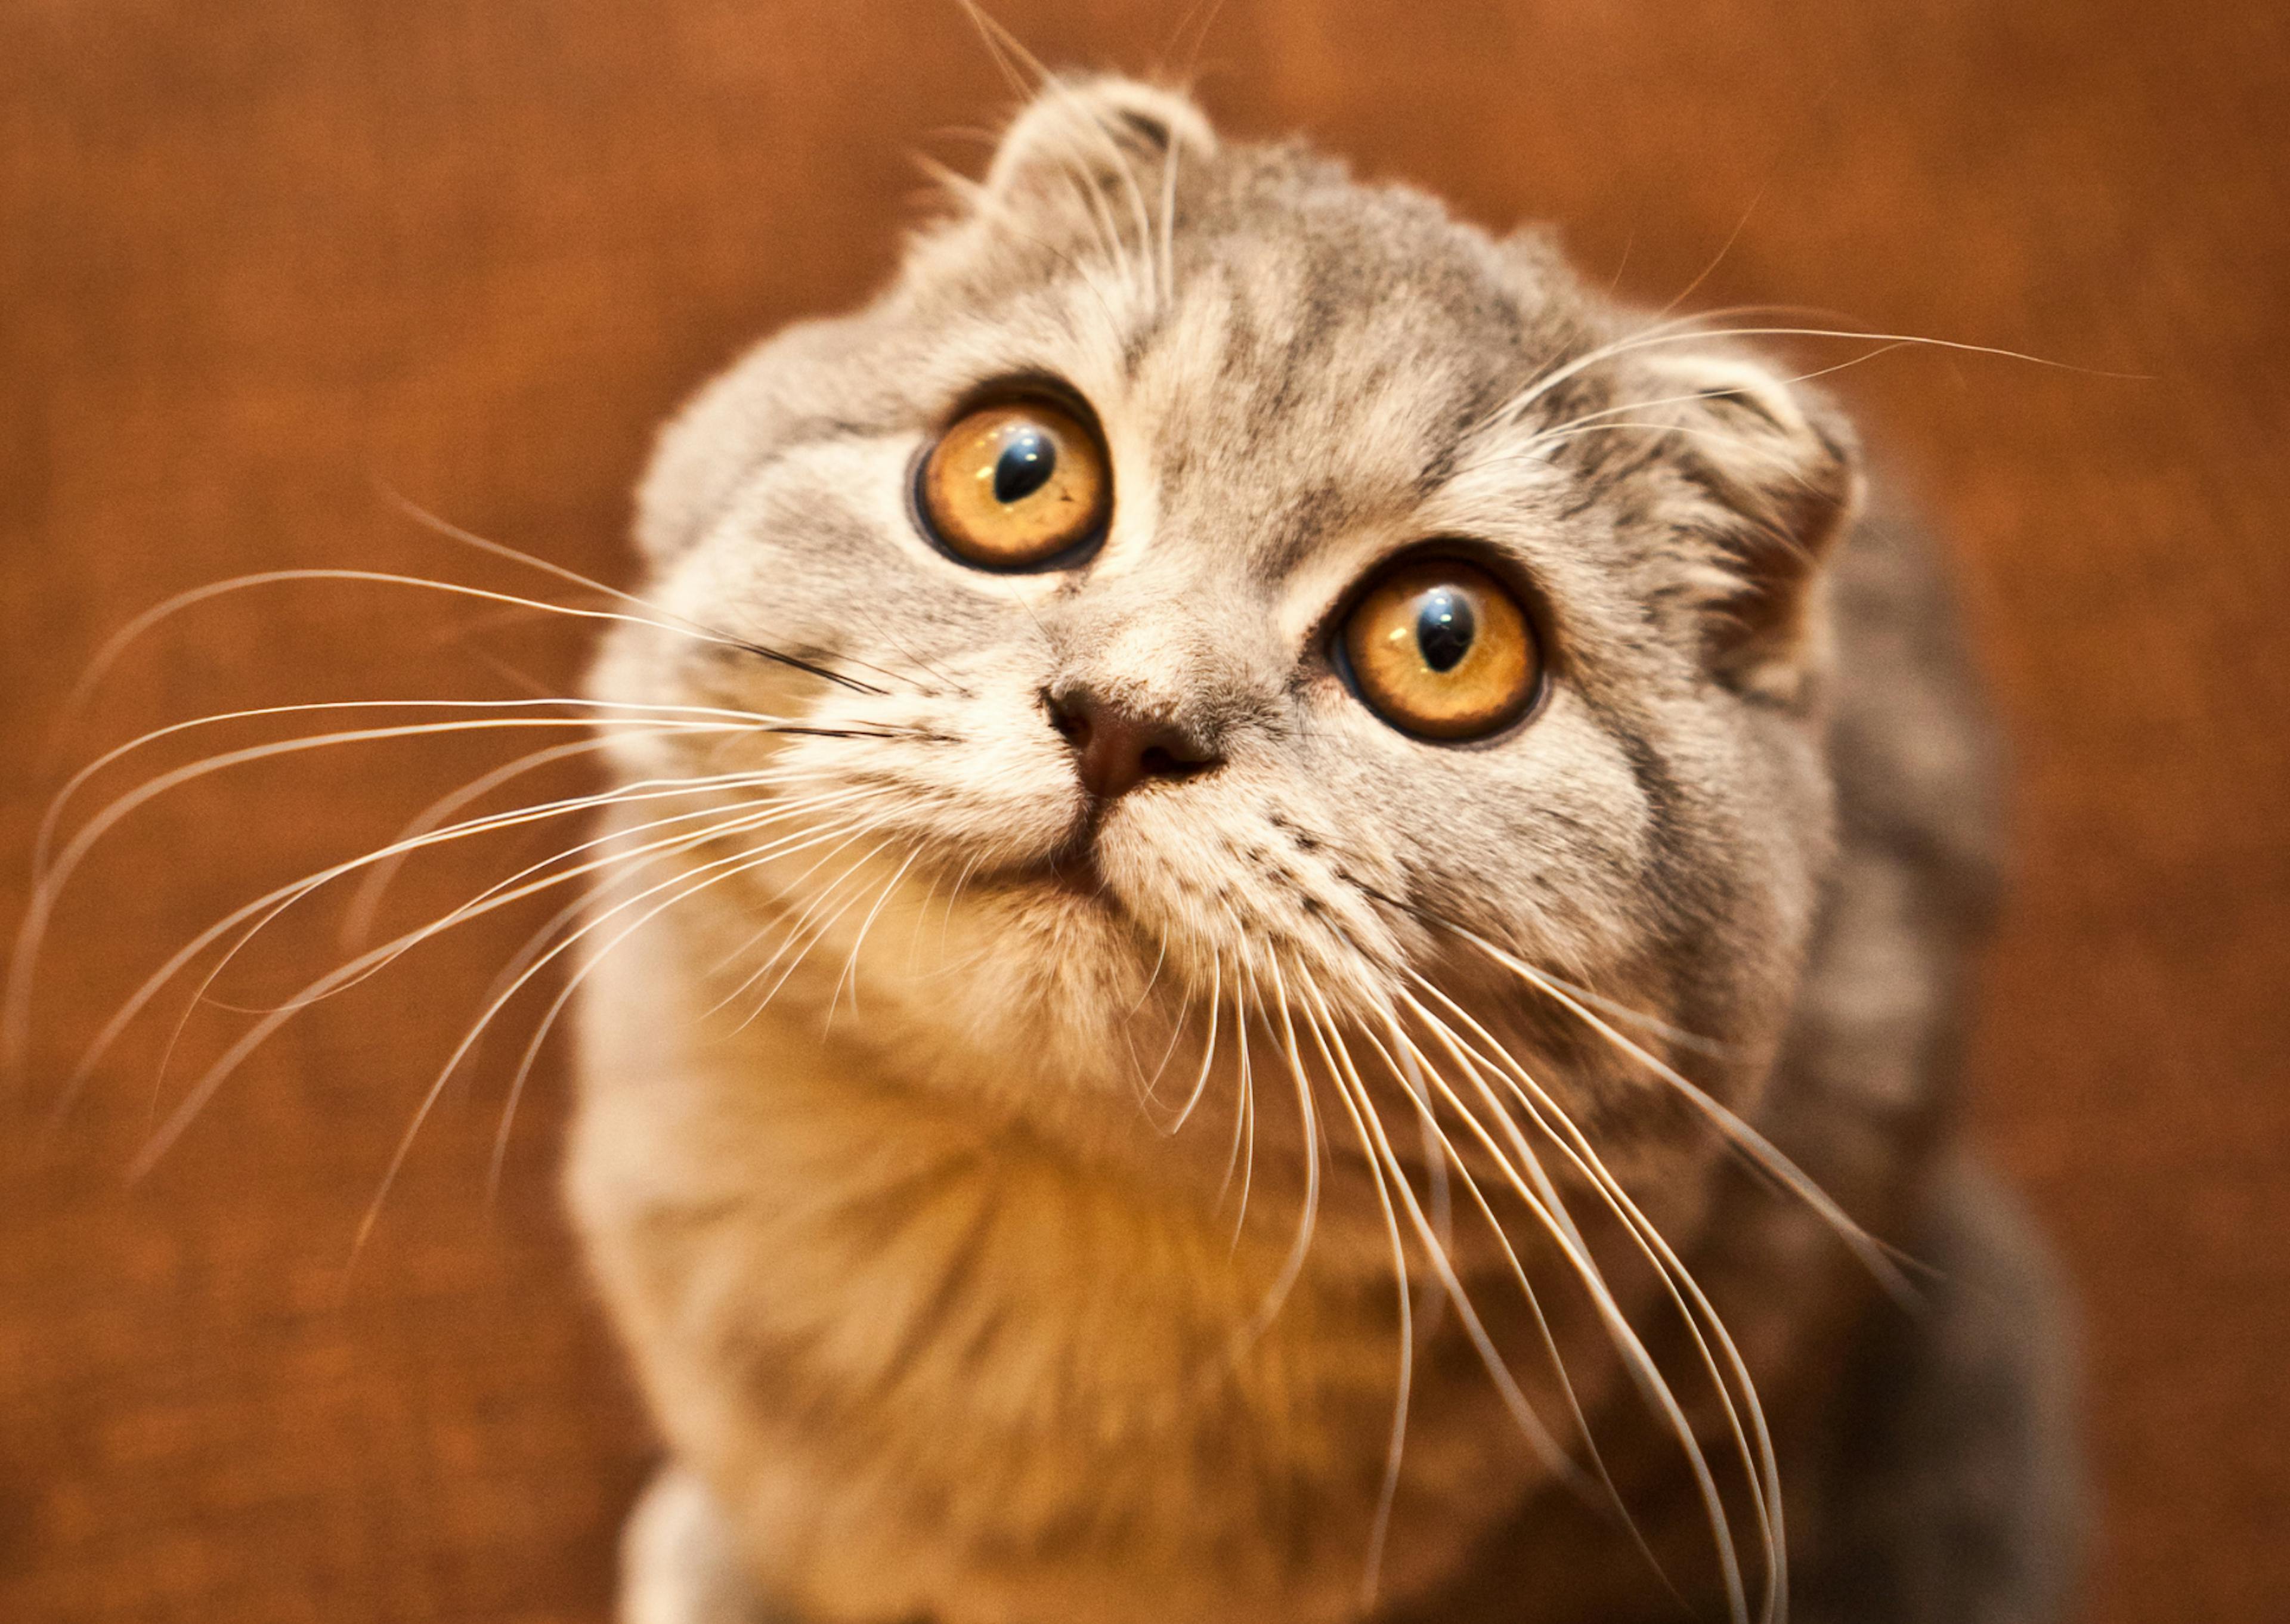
[[591, 79, 1855, 1195]]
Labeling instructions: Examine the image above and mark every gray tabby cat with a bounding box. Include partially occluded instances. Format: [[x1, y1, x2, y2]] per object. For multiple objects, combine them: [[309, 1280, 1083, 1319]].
[[570, 78, 2081, 1624]]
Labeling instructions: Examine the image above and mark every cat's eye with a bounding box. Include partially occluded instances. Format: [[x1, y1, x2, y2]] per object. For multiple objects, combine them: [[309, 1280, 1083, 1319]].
[[916, 396, 1112, 570], [1339, 557, 1541, 741]]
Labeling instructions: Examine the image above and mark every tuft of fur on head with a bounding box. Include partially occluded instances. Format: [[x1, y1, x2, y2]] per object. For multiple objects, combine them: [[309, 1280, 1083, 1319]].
[[570, 75, 1918, 1624]]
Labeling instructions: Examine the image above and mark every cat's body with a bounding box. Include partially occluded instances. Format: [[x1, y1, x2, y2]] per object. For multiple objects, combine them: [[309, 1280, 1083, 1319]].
[[566, 79, 2078, 1624]]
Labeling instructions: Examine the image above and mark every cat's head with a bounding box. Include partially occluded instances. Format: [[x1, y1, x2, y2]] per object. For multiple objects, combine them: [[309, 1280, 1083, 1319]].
[[592, 77, 1856, 1196]]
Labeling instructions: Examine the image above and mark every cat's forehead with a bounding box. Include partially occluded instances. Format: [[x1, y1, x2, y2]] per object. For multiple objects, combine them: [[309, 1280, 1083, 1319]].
[[908, 146, 1590, 578]]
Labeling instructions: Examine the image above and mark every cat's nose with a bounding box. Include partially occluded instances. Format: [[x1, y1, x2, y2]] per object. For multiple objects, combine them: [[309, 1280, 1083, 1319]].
[[1045, 686, 1222, 802]]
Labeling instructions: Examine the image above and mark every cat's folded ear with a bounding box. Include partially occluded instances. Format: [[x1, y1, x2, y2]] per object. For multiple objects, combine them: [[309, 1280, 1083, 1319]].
[[1635, 351, 1864, 703], [979, 75, 1216, 216]]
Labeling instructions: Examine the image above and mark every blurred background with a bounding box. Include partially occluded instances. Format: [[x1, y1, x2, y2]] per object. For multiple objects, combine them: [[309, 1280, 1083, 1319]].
[[2, 2, 2283, 1619]]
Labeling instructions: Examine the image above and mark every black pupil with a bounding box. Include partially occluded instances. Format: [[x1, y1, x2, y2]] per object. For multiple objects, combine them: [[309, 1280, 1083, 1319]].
[[994, 427, 1056, 504], [1416, 588, 1475, 672]]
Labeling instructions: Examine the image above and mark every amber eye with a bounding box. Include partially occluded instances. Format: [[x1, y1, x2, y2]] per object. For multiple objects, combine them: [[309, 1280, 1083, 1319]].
[[1340, 557, 1541, 740], [916, 397, 1111, 569]]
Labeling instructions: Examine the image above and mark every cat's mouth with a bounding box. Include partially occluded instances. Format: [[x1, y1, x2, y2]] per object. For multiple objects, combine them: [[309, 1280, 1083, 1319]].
[[1025, 839, 1110, 903], [982, 828, 1115, 907]]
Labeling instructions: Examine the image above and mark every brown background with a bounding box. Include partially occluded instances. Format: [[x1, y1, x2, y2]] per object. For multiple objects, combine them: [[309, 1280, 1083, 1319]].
[[3, 2, 2284, 1620]]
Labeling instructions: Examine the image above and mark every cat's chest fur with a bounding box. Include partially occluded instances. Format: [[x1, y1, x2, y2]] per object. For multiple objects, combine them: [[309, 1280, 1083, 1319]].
[[570, 891, 1607, 1624]]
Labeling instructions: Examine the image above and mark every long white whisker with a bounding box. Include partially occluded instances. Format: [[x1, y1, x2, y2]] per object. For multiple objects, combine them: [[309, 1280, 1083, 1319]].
[[1286, 982, 1411, 1607], [119, 792, 842, 1179], [380, 488, 928, 698], [700, 819, 903, 1024], [338, 732, 647, 951], [1221, 957, 1260, 1231], [824, 846, 923, 1026], [138, 786, 847, 1134], [35, 696, 794, 882], [45, 771, 847, 1127], [1497, 321, 2140, 432], [1131, 940, 1196, 1118], [5, 712, 822, 1073], [1219, 959, 1320, 1345], [763, 839, 906, 1032], [1399, 977, 1774, 1624], [348, 819, 863, 1263], [483, 805, 895, 1201], [1385, 988, 1715, 1613], [1462, 928, 1904, 1299], [57, 568, 875, 744], [1170, 946, 1222, 1132], [1326, 999, 1589, 1483]]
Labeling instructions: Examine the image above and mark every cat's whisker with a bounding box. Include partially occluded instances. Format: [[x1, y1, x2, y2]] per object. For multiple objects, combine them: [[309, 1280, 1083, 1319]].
[[896, 857, 955, 978], [936, 850, 985, 959], [479, 813, 865, 1196], [956, 0, 1047, 103], [1335, 1003, 1595, 1486], [1169, 944, 1223, 1135], [1391, 1008, 1457, 1341], [349, 818, 871, 1267], [483, 805, 898, 1203], [836, 597, 976, 701], [1366, 890, 1898, 1303], [1219, 955, 1262, 1235], [1456, 962, 1735, 1061], [205, 783, 865, 1026], [1468, 303, 1840, 439], [11, 711, 799, 1052], [341, 729, 689, 951], [59, 570, 887, 762], [1214, 959, 1319, 1366], [1466, 927, 1905, 1301], [1132, 977, 1197, 1121], [1163, 0, 1232, 78], [379, 488, 927, 696], [34, 695, 797, 885], [825, 845, 925, 1026], [1340, 987, 1715, 1610], [949, 10, 1170, 321], [697, 813, 905, 1024], [44, 771, 847, 1135], [752, 836, 927, 1037], [10, 697, 895, 1081], [1319, 983, 1687, 1564], [477, 791, 865, 1045], [1354, 1012, 1694, 1604], [14, 705, 775, 1035], [1397, 978, 1780, 1624], [1130, 933, 1199, 1118], [1385, 993, 1741, 1607], [138, 785, 847, 1136], [1651, 185, 1769, 326], [1496, 320, 2142, 433], [1511, 340, 1912, 465], [1283, 983, 1414, 1608], [960, 13, 1157, 305], [723, 825, 927, 1035], [772, 840, 906, 1030], [118, 794, 844, 1181]]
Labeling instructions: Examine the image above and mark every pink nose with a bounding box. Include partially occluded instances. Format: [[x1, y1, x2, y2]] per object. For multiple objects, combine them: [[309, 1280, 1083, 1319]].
[[1046, 688, 1221, 802]]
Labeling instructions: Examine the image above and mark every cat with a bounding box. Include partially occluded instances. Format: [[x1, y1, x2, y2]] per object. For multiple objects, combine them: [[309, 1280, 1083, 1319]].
[[565, 75, 2081, 1624]]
